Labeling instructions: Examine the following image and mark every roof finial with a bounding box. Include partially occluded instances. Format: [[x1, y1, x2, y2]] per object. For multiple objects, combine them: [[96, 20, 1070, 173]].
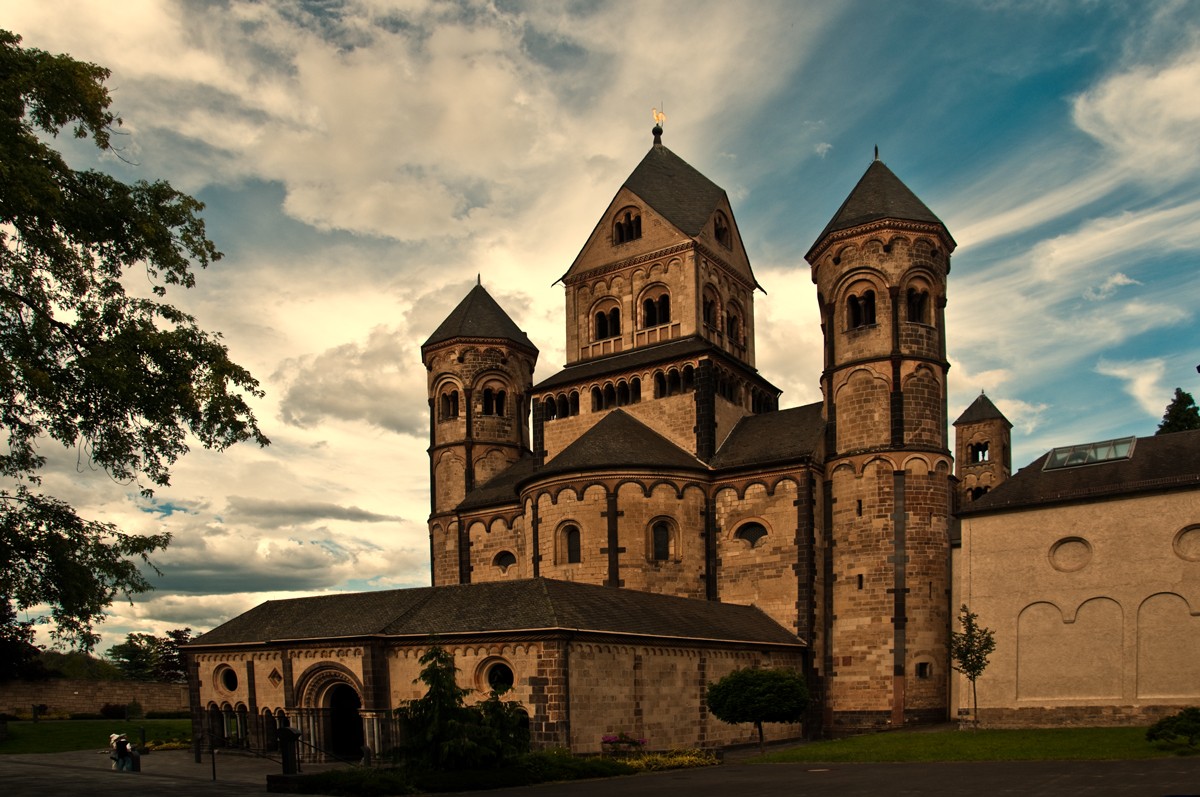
[[874, 144, 879, 162], [652, 105, 666, 145], [477, 273, 481, 286]]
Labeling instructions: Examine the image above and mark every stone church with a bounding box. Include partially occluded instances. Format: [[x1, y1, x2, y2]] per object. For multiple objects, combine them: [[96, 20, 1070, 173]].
[[187, 124, 1200, 757]]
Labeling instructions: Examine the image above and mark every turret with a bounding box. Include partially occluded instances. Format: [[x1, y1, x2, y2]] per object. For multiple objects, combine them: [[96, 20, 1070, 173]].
[[953, 392, 1012, 506]]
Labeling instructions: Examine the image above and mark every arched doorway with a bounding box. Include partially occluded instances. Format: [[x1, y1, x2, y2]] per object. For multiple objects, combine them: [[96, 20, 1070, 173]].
[[326, 683, 364, 758]]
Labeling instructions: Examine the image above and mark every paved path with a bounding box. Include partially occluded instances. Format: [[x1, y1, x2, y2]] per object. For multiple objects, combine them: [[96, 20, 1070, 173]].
[[1, 748, 1198, 796]]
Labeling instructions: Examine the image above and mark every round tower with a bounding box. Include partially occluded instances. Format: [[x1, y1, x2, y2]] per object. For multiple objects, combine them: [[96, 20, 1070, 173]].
[[805, 156, 957, 732], [421, 281, 538, 585]]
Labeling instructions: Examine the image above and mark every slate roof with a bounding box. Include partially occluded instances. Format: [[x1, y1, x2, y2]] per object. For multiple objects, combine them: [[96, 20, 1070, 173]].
[[710, 403, 825, 469], [422, 283, 537, 352], [959, 429, 1200, 515], [457, 456, 537, 511], [623, 143, 728, 237], [533, 336, 778, 393], [954, 392, 1011, 427], [188, 578, 805, 648], [809, 160, 950, 255], [534, 410, 706, 480]]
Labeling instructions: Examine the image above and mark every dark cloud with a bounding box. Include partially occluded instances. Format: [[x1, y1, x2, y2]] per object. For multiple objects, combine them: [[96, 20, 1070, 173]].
[[226, 496, 405, 527]]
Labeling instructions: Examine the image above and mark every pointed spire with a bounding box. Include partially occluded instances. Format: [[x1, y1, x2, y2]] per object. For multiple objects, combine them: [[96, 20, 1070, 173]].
[[477, 273, 481, 286], [421, 282, 537, 353], [874, 144, 879, 161], [954, 392, 1011, 427]]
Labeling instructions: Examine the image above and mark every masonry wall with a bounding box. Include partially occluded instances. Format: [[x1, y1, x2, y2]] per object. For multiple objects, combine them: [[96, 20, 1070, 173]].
[[955, 489, 1200, 727], [566, 641, 804, 752], [0, 678, 188, 717]]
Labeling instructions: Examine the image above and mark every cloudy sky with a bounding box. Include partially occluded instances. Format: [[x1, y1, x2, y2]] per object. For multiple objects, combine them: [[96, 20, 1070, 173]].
[[8, 0, 1199, 648]]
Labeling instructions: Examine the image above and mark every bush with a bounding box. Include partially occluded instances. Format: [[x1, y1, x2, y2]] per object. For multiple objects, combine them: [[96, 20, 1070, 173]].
[[626, 748, 719, 771], [99, 703, 126, 719], [1147, 707, 1200, 750]]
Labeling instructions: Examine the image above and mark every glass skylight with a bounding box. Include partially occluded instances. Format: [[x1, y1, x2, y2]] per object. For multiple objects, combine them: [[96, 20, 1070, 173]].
[[1043, 436, 1136, 470]]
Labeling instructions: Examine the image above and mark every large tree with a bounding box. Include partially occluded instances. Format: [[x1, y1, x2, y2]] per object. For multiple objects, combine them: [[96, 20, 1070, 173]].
[[0, 30, 267, 649], [1156, 388, 1200, 435]]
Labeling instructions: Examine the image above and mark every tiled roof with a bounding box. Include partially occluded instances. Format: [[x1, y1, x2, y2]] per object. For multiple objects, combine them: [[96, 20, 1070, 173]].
[[624, 143, 727, 237], [954, 392, 1011, 427], [534, 409, 705, 479], [533, 336, 777, 393], [457, 456, 536, 511], [810, 160, 947, 251], [959, 429, 1200, 515], [710, 403, 825, 469], [422, 283, 537, 352], [188, 578, 805, 647]]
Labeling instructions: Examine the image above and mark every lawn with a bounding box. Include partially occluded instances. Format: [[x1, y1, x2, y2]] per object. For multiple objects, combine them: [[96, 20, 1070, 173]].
[[0, 719, 192, 755], [755, 726, 1189, 763]]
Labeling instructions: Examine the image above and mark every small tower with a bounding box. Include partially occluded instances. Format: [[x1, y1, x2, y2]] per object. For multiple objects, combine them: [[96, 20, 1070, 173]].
[[953, 392, 1012, 506], [805, 156, 957, 732], [421, 282, 538, 585]]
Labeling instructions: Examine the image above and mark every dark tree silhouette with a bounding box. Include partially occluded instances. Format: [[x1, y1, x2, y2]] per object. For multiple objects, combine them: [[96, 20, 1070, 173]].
[[1156, 388, 1200, 435], [705, 666, 808, 753]]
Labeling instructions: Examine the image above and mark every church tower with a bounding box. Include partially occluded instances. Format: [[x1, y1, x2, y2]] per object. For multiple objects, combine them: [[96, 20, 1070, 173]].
[[421, 282, 538, 585], [805, 156, 957, 732], [953, 392, 1012, 506]]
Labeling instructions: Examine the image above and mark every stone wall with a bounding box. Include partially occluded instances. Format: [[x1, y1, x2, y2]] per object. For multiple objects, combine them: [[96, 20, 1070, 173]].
[[0, 679, 188, 717]]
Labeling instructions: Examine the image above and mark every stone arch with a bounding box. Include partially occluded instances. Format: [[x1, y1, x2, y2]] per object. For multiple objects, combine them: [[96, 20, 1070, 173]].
[[1136, 592, 1200, 698], [834, 369, 891, 452], [1017, 598, 1122, 699], [902, 365, 942, 446]]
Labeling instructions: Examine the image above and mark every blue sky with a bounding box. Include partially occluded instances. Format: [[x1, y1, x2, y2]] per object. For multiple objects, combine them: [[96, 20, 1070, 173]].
[[8, 0, 1199, 647]]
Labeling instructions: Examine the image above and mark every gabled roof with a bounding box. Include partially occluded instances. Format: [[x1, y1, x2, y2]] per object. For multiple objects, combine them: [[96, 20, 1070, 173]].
[[534, 409, 705, 479], [954, 392, 1011, 427], [710, 403, 825, 470], [422, 283, 536, 352], [959, 429, 1200, 515], [188, 578, 805, 648], [808, 159, 951, 258], [624, 143, 727, 237]]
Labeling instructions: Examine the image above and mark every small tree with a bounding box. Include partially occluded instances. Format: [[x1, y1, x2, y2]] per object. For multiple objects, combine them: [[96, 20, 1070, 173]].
[[1146, 707, 1200, 749], [950, 604, 996, 727], [394, 645, 528, 771], [705, 666, 808, 754], [1156, 388, 1200, 435]]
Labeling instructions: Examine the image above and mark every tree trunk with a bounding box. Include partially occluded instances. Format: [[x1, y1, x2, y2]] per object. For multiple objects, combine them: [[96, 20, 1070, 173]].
[[756, 721, 764, 754], [971, 676, 979, 729]]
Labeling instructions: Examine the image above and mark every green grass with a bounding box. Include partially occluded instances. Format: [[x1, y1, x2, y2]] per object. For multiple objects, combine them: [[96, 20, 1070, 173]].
[[755, 726, 1192, 763], [0, 719, 192, 755]]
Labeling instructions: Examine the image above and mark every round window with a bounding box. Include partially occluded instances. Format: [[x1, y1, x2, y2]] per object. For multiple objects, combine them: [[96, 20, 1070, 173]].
[[484, 661, 515, 693], [217, 666, 239, 692]]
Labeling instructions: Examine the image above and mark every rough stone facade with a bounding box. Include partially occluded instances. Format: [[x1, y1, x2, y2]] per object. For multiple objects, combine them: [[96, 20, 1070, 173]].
[[0, 678, 188, 718]]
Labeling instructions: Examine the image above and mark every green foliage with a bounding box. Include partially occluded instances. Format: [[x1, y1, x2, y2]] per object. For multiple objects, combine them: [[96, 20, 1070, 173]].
[[0, 30, 267, 649], [1156, 388, 1200, 435], [0, 601, 45, 681], [38, 649, 122, 680], [1146, 707, 1200, 750], [624, 748, 719, 771], [0, 718, 191, 754], [393, 646, 529, 771], [951, 604, 996, 724], [705, 666, 808, 752], [104, 628, 192, 682]]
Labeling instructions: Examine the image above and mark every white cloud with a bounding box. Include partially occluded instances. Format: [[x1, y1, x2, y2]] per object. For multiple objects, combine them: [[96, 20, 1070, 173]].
[[1083, 272, 1139, 301], [1096, 357, 1167, 417]]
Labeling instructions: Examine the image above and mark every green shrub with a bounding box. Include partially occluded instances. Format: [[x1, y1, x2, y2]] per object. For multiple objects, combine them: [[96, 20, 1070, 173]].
[[626, 748, 719, 771], [99, 703, 126, 719], [1147, 707, 1200, 750]]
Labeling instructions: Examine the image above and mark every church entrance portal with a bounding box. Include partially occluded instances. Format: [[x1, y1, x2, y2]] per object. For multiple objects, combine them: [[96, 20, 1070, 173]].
[[326, 683, 364, 758]]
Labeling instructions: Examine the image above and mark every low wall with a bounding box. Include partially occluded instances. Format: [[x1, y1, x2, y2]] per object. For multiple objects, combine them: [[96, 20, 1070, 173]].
[[0, 679, 189, 717], [977, 704, 1180, 729]]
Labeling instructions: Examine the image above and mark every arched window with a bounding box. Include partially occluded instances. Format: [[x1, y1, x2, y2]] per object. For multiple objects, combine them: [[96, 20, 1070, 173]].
[[651, 521, 674, 562], [906, 288, 929, 324], [641, 287, 670, 328], [725, 305, 743, 342], [682, 365, 695, 392], [563, 525, 581, 564], [667, 370, 681, 396], [481, 388, 506, 416], [543, 396, 557, 421], [617, 381, 630, 406], [440, 389, 460, 420], [494, 551, 517, 572], [848, 290, 876, 329], [591, 386, 603, 412], [594, 301, 621, 341], [734, 522, 768, 548], [970, 442, 990, 463], [569, 391, 580, 416], [970, 486, 990, 501], [654, 372, 666, 398], [603, 383, 616, 409], [557, 394, 569, 419], [595, 310, 609, 340], [630, 378, 641, 403], [614, 209, 642, 244], [714, 211, 731, 248]]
